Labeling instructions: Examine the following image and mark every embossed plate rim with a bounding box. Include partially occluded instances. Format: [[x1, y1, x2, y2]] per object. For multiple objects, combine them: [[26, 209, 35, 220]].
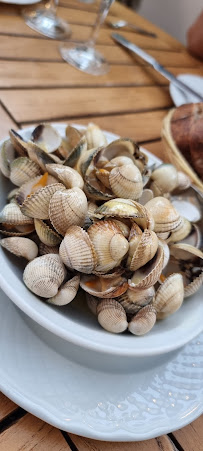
[[0, 290, 202, 441]]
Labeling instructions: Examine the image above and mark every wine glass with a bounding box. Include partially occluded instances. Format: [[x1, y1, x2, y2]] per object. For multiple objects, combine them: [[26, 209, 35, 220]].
[[60, 0, 115, 75], [22, 0, 71, 40]]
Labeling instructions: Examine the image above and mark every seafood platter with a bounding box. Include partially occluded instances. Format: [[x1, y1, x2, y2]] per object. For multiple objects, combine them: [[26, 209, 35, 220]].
[[0, 119, 202, 349]]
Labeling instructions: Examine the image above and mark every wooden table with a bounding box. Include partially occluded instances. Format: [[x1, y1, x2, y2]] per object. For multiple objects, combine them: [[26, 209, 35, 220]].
[[0, 1, 202, 449]]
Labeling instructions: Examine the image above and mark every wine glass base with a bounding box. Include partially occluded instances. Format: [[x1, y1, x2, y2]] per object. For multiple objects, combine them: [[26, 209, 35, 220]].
[[22, 8, 71, 40], [60, 43, 109, 75]]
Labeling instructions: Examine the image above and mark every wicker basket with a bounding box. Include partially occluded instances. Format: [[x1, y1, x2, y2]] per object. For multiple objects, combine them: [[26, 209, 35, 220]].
[[161, 108, 203, 192]]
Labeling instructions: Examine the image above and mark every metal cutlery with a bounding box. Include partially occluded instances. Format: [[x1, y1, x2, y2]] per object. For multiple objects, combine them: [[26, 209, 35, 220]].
[[108, 19, 157, 38], [112, 33, 203, 102]]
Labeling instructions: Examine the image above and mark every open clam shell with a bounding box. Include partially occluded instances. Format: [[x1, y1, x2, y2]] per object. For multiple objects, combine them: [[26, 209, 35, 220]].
[[117, 286, 155, 315], [47, 275, 80, 306], [80, 273, 128, 298], [153, 273, 184, 319], [128, 305, 157, 336], [97, 298, 128, 334], [49, 187, 87, 236], [0, 237, 38, 260], [129, 245, 164, 290], [166, 217, 192, 244], [45, 164, 84, 190], [23, 254, 66, 298], [20, 183, 65, 220], [0, 139, 15, 178], [27, 141, 61, 172], [9, 129, 28, 156], [64, 135, 87, 168], [34, 219, 62, 246], [10, 157, 41, 187], [127, 229, 158, 271], [59, 225, 97, 274], [94, 198, 154, 230], [31, 123, 62, 153], [0, 203, 34, 225], [85, 123, 108, 149]]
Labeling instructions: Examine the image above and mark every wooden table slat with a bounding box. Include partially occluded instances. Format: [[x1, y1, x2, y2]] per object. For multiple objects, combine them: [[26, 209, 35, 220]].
[[68, 433, 176, 450], [0, 414, 70, 451], [0, 86, 172, 123], [0, 60, 203, 89], [0, 104, 17, 138], [0, 35, 199, 67], [0, 16, 176, 50], [172, 416, 203, 451], [0, 394, 17, 423]]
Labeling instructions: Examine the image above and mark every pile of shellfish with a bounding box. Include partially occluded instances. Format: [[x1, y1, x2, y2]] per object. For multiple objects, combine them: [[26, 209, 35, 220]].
[[0, 123, 202, 336]]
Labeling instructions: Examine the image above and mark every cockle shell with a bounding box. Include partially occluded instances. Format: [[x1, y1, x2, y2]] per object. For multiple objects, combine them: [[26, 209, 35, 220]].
[[129, 245, 164, 290], [23, 254, 66, 298], [158, 239, 170, 269], [80, 274, 128, 298], [94, 198, 154, 230], [31, 123, 62, 153], [0, 203, 34, 225], [170, 243, 203, 261], [0, 237, 38, 260], [85, 123, 108, 149], [109, 219, 130, 238], [0, 223, 35, 237], [45, 164, 84, 190], [128, 305, 157, 335], [49, 187, 87, 236], [16, 173, 59, 206], [9, 129, 28, 156], [105, 156, 135, 170], [177, 171, 191, 191], [117, 286, 155, 315], [145, 197, 181, 233], [95, 168, 111, 189], [150, 164, 178, 196], [153, 273, 184, 319], [66, 125, 82, 148], [87, 220, 129, 273], [109, 164, 143, 200], [20, 183, 65, 220], [184, 272, 203, 298], [127, 229, 158, 271], [0, 139, 15, 177], [7, 188, 19, 202], [97, 298, 128, 333], [27, 141, 60, 172], [59, 225, 96, 273], [47, 275, 80, 306], [166, 217, 192, 244], [64, 135, 87, 168], [34, 219, 62, 246], [10, 157, 41, 186]]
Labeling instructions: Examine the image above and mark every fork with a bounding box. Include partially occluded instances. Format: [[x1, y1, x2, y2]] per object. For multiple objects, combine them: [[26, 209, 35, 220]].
[[107, 19, 157, 38]]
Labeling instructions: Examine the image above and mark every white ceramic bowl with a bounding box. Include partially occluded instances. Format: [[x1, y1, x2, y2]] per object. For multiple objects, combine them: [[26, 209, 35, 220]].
[[0, 124, 202, 357]]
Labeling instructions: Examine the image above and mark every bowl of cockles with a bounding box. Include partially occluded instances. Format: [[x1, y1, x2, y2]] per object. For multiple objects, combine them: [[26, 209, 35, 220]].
[[0, 120, 202, 358]]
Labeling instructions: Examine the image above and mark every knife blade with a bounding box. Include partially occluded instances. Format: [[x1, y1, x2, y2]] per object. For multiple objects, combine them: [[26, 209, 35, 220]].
[[112, 33, 203, 102]]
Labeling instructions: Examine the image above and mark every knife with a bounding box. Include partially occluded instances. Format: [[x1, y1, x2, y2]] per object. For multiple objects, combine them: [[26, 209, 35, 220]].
[[112, 33, 203, 102]]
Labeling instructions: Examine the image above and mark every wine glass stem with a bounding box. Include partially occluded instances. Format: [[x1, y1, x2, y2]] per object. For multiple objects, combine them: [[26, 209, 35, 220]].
[[45, 0, 58, 14], [86, 0, 114, 48]]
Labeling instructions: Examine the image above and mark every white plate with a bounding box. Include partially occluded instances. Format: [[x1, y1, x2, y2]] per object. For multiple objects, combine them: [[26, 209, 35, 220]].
[[1, 0, 39, 4], [0, 124, 203, 357], [0, 289, 202, 441], [170, 74, 203, 106]]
